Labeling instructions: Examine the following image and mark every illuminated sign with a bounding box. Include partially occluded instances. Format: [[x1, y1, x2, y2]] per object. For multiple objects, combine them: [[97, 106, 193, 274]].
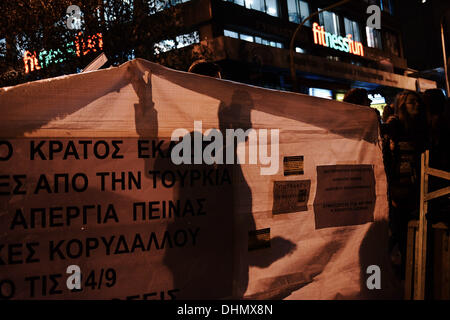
[[23, 51, 41, 74], [75, 32, 103, 57], [309, 87, 332, 99], [368, 93, 386, 115], [368, 93, 386, 104], [312, 22, 364, 57], [336, 93, 345, 101], [24, 32, 103, 74]]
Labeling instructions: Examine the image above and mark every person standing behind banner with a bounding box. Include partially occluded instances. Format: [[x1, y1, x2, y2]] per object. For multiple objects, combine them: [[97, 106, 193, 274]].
[[382, 90, 428, 277], [188, 59, 222, 79], [343, 88, 382, 124], [343, 88, 371, 107], [382, 103, 395, 123]]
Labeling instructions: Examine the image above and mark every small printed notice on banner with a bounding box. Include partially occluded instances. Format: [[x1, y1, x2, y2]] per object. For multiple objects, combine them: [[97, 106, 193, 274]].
[[283, 156, 304, 176], [272, 180, 311, 215], [313, 165, 375, 229]]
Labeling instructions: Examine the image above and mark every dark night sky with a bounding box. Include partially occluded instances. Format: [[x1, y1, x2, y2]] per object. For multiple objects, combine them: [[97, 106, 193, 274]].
[[398, 0, 450, 71]]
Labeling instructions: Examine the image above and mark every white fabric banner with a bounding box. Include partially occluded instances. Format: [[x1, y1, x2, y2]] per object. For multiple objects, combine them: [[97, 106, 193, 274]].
[[0, 59, 401, 299]]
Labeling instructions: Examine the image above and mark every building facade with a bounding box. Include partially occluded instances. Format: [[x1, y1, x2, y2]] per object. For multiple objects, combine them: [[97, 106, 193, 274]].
[[159, 0, 437, 111], [10, 0, 440, 109]]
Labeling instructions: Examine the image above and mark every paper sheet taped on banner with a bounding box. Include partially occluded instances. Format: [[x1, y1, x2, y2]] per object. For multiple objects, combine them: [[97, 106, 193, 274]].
[[272, 180, 311, 215], [313, 164, 375, 229], [248, 228, 270, 251], [283, 156, 304, 176]]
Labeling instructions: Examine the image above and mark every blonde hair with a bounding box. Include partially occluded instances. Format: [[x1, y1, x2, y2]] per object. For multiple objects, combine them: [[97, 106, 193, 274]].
[[392, 90, 427, 142]]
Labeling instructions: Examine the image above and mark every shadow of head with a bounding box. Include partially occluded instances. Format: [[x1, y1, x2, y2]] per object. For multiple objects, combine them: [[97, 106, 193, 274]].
[[219, 90, 253, 133], [128, 67, 158, 138]]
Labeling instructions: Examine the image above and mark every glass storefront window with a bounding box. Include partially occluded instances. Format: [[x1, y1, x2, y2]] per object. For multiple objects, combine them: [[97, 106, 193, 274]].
[[309, 88, 333, 99], [224, 0, 279, 17], [244, 0, 265, 12], [265, 0, 278, 17], [224, 30, 239, 39], [287, 0, 310, 26], [176, 31, 200, 49], [319, 10, 340, 35], [344, 18, 361, 42], [154, 31, 199, 54], [366, 26, 382, 49], [154, 39, 175, 54], [224, 29, 282, 48], [240, 34, 254, 42]]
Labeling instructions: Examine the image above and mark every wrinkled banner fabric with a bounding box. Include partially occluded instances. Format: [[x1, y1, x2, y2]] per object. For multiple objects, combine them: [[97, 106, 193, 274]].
[[0, 59, 401, 299]]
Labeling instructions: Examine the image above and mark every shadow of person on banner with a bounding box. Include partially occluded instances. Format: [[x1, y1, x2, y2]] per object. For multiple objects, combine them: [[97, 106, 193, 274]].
[[129, 64, 158, 177], [153, 90, 250, 299], [218, 90, 297, 298], [358, 220, 403, 299], [155, 89, 295, 299]]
